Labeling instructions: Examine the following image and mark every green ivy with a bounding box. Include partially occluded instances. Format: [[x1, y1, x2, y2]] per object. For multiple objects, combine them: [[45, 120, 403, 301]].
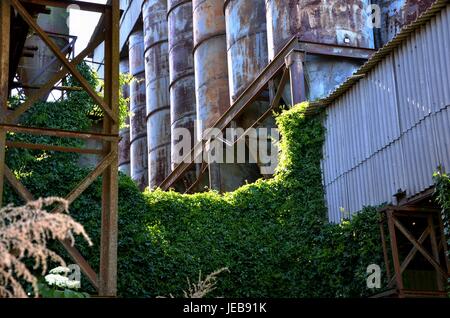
[[4, 66, 385, 298]]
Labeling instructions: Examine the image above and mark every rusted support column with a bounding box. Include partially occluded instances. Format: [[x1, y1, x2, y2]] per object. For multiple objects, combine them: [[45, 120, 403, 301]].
[[0, 0, 11, 207], [99, 1, 120, 296], [285, 50, 306, 106], [386, 209, 404, 293], [118, 59, 131, 176]]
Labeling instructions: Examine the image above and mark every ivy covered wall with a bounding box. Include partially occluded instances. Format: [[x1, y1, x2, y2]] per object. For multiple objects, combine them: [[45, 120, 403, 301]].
[[5, 65, 389, 298]]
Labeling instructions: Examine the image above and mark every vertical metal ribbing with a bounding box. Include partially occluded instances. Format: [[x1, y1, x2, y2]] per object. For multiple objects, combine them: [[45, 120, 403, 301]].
[[143, 0, 172, 188], [168, 0, 197, 170], [128, 31, 148, 190], [118, 59, 131, 176]]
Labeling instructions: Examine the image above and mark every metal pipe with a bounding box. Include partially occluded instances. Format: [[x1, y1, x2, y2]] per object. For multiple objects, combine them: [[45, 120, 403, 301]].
[[119, 59, 131, 176], [143, 0, 172, 188], [128, 31, 148, 190], [168, 0, 196, 170]]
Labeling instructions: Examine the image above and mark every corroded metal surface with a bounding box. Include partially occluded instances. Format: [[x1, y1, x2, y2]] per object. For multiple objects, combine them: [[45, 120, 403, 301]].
[[193, 0, 230, 138], [129, 31, 148, 190], [118, 59, 131, 176], [224, 0, 268, 103], [265, 0, 374, 59], [168, 0, 196, 170], [143, 0, 172, 188], [374, 0, 434, 47]]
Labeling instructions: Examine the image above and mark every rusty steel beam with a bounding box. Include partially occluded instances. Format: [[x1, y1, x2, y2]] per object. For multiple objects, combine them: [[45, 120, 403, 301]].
[[0, 0, 11, 206], [297, 40, 376, 59], [50, 150, 116, 215], [5, 141, 103, 155], [18, 0, 108, 13], [3, 165, 100, 290], [285, 50, 306, 105], [0, 123, 119, 141], [11, 0, 116, 122]]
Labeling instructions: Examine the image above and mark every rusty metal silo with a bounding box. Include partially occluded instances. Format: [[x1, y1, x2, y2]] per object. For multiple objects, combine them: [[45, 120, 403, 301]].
[[372, 0, 434, 48], [143, 0, 172, 188], [192, 0, 230, 139], [128, 31, 148, 190], [18, 7, 69, 99], [265, 0, 375, 101], [224, 0, 268, 103], [119, 59, 131, 177], [168, 0, 197, 170]]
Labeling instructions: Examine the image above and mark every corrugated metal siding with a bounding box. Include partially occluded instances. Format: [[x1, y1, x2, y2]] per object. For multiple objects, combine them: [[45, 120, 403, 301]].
[[323, 4, 450, 222]]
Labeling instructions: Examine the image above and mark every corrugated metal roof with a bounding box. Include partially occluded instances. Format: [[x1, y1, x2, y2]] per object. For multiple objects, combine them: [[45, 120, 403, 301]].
[[307, 0, 450, 115]]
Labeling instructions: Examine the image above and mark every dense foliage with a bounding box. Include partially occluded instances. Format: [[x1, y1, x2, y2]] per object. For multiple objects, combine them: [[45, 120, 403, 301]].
[[5, 65, 387, 298]]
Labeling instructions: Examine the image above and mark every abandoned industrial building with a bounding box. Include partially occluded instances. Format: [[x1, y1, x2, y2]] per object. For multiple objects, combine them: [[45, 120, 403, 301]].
[[0, 0, 449, 301]]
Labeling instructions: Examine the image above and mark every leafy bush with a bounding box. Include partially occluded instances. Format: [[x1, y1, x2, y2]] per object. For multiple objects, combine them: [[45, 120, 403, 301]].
[[5, 65, 385, 297]]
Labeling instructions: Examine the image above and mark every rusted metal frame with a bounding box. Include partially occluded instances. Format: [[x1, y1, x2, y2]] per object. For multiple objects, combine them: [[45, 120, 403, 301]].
[[11, 0, 116, 122], [12, 83, 83, 92], [0, 123, 118, 141], [5, 140, 103, 155], [386, 209, 404, 292], [392, 215, 449, 279], [98, 2, 119, 296], [233, 68, 289, 148], [3, 165, 100, 290], [285, 49, 306, 106], [7, 31, 105, 123], [18, 0, 108, 13], [27, 33, 77, 86], [0, 0, 11, 207], [428, 214, 445, 290], [297, 40, 375, 60], [379, 214, 392, 283]]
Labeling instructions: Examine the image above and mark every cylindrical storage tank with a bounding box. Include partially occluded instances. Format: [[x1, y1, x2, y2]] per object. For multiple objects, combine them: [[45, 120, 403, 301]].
[[265, 0, 374, 60], [265, 0, 375, 101], [119, 59, 131, 176], [372, 0, 434, 48], [193, 0, 230, 140], [168, 0, 197, 169], [19, 7, 69, 99], [128, 31, 148, 191], [143, 0, 172, 188], [224, 0, 268, 103]]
